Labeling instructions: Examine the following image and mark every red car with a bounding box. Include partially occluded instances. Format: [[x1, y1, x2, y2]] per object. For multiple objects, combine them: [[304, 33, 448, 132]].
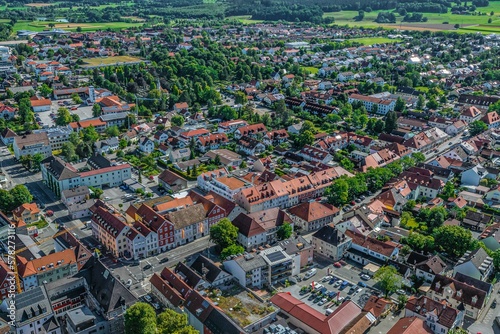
[[333, 262, 342, 268], [46, 210, 54, 217]]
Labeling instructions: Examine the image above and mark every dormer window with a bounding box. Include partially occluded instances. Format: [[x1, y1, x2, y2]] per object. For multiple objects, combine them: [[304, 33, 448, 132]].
[[456, 290, 462, 298], [472, 296, 478, 304], [435, 282, 441, 290]]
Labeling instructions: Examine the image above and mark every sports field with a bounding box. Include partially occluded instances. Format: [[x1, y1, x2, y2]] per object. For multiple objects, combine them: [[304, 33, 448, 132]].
[[349, 37, 402, 45], [81, 56, 143, 66]]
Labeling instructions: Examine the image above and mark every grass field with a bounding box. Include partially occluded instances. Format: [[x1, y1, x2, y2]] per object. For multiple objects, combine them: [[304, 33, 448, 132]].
[[302, 66, 319, 74], [81, 55, 143, 66], [12, 20, 144, 32], [25, 3, 54, 7], [226, 15, 264, 24]]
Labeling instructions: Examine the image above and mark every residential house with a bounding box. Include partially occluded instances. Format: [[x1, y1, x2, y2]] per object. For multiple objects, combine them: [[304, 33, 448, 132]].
[[277, 236, 314, 269], [197, 168, 250, 200], [362, 296, 393, 323], [462, 211, 491, 231], [453, 248, 494, 281], [197, 133, 229, 153], [61, 186, 89, 206], [174, 102, 189, 112], [190, 254, 232, 288], [404, 296, 463, 334], [13, 286, 61, 334], [348, 94, 396, 115], [132, 204, 174, 252], [204, 149, 243, 169], [170, 148, 191, 163], [387, 317, 432, 334], [312, 225, 352, 261], [94, 137, 119, 154], [481, 111, 500, 129], [138, 137, 155, 154], [33, 126, 73, 150], [237, 136, 266, 156], [218, 119, 249, 133], [157, 169, 187, 192], [288, 202, 339, 232], [17, 249, 78, 290], [460, 106, 482, 123], [426, 273, 491, 320], [234, 123, 267, 139], [461, 164, 497, 186], [0, 127, 16, 145], [345, 229, 399, 265], [13, 203, 40, 224], [407, 252, 447, 283], [298, 145, 333, 164], [263, 129, 289, 146], [223, 253, 268, 289], [232, 208, 291, 250]]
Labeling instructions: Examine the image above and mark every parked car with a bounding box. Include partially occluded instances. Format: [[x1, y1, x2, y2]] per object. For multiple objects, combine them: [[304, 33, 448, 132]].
[[318, 298, 328, 306], [333, 262, 342, 268], [144, 295, 152, 302], [159, 257, 169, 264], [143, 264, 152, 270], [328, 278, 337, 285], [322, 275, 333, 283], [492, 299, 497, 309], [360, 274, 370, 280], [396, 289, 406, 295], [357, 281, 367, 287]]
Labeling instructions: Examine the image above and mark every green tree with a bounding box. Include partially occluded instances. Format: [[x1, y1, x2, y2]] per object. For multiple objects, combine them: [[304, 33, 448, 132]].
[[10, 185, 33, 208], [119, 139, 128, 149], [234, 91, 247, 105], [214, 154, 221, 166], [31, 153, 44, 171], [82, 125, 99, 143], [39, 84, 53, 98], [426, 96, 439, 110], [403, 232, 435, 253], [441, 181, 456, 199], [157, 309, 197, 334], [433, 225, 472, 258], [412, 152, 426, 163], [448, 328, 469, 334], [469, 120, 488, 135], [56, 107, 72, 126], [397, 294, 408, 310], [210, 218, 239, 250], [0, 190, 14, 212], [384, 111, 398, 133], [374, 266, 402, 297], [326, 178, 349, 206], [492, 249, 500, 270], [294, 130, 314, 147], [62, 142, 78, 162], [106, 125, 120, 137], [92, 103, 102, 117], [89, 186, 103, 199], [417, 94, 425, 109], [171, 115, 184, 127], [395, 97, 405, 112], [71, 92, 83, 104], [277, 222, 293, 240], [220, 244, 245, 260], [124, 302, 157, 334]]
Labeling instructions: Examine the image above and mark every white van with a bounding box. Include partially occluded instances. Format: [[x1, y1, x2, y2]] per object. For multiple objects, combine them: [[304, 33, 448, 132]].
[[304, 268, 317, 279], [325, 309, 334, 316]]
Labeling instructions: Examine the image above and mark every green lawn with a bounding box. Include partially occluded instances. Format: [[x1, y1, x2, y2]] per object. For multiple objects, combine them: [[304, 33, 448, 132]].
[[226, 15, 264, 24], [301, 66, 319, 74], [349, 37, 402, 45], [12, 20, 144, 33]]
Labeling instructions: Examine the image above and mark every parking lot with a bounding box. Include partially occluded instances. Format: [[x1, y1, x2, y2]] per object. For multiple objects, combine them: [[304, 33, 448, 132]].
[[281, 262, 377, 315], [35, 99, 95, 128]]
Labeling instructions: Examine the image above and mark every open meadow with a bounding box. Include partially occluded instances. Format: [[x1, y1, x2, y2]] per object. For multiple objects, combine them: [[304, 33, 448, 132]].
[[12, 20, 144, 32]]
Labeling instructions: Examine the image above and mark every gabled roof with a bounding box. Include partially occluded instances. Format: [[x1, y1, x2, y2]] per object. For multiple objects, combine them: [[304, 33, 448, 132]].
[[288, 202, 339, 222], [387, 317, 432, 334], [312, 224, 349, 246], [405, 296, 459, 329], [190, 254, 227, 284], [430, 273, 487, 308]]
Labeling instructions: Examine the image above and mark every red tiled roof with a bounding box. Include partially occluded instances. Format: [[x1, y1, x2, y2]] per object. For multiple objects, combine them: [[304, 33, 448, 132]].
[[79, 163, 131, 178]]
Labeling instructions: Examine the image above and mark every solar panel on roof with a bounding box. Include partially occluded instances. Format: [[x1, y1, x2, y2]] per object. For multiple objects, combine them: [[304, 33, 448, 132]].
[[267, 251, 286, 262]]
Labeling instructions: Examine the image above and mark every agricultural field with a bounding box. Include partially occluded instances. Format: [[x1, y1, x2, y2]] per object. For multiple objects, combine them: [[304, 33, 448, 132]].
[[81, 55, 143, 67], [12, 20, 144, 32], [323, 4, 500, 33], [226, 15, 264, 24]]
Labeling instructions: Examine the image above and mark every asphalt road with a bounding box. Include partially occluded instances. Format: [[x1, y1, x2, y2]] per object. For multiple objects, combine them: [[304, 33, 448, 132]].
[[100, 235, 215, 298]]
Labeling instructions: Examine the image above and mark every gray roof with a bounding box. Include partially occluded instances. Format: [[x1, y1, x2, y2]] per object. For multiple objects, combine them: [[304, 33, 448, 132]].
[[87, 154, 112, 169], [312, 224, 349, 246], [66, 306, 96, 328], [42, 156, 79, 181], [100, 112, 129, 121], [457, 248, 493, 272], [62, 186, 90, 198], [234, 254, 267, 272], [190, 254, 225, 284], [16, 285, 55, 327], [170, 148, 191, 160]]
